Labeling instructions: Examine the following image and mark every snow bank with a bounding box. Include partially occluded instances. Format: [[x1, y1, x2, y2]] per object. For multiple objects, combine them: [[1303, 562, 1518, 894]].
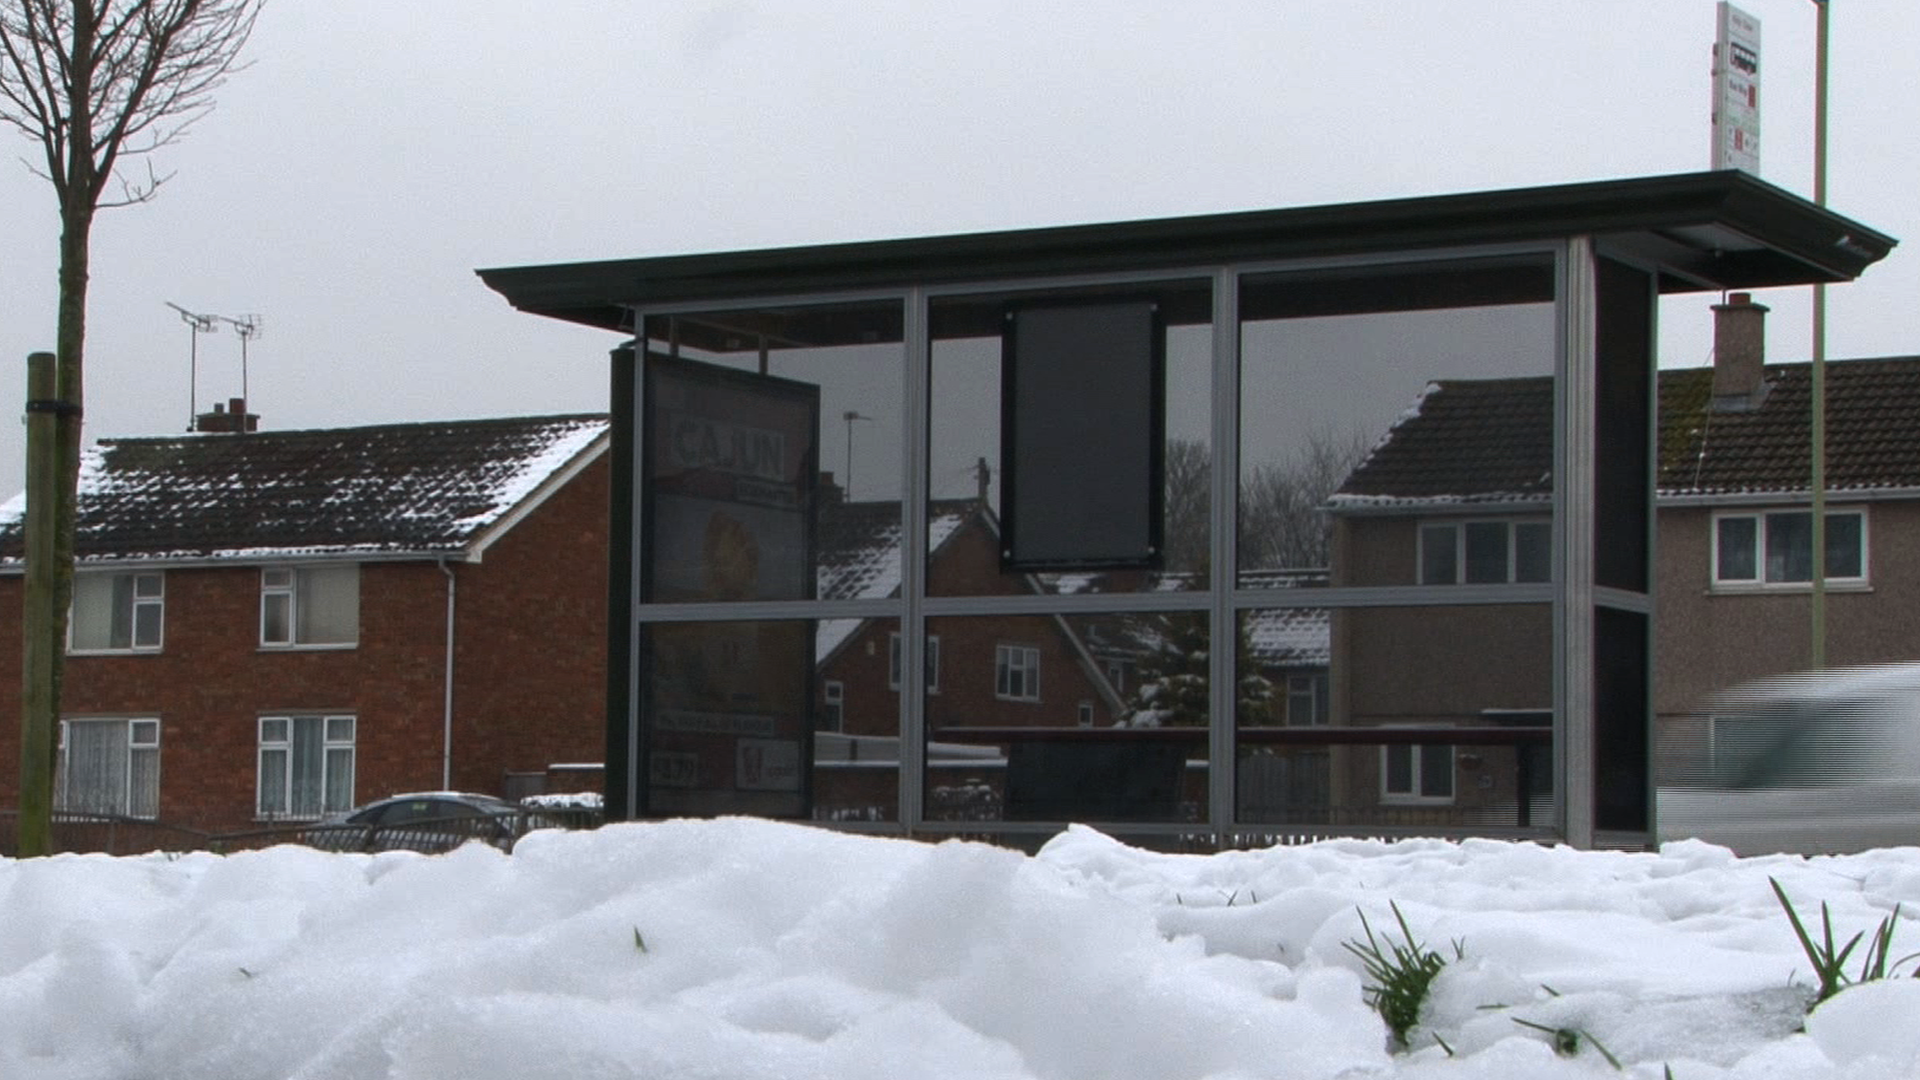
[[5, 819, 1920, 1079]]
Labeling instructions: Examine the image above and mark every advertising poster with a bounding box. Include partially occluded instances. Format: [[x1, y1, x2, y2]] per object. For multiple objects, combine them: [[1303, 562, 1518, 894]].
[[1711, 2, 1761, 173], [642, 354, 818, 817]]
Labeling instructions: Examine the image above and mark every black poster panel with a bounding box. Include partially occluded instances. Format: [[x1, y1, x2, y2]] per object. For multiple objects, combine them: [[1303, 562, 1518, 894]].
[[1001, 300, 1164, 570], [1595, 606, 1651, 834], [640, 354, 819, 818], [1595, 257, 1655, 594]]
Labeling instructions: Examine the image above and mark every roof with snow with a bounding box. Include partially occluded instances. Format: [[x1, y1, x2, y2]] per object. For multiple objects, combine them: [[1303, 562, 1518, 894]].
[[816, 500, 974, 604], [1332, 377, 1553, 510], [813, 498, 980, 664], [0, 414, 609, 565], [1064, 570, 1331, 677], [1330, 357, 1920, 508]]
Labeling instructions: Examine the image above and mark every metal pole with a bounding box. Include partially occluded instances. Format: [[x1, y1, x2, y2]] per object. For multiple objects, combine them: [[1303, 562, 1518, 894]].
[[1810, 0, 1830, 667], [842, 411, 870, 499]]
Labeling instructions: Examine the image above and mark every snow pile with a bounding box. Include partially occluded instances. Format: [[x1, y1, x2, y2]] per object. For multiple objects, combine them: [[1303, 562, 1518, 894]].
[[5, 819, 1920, 1079]]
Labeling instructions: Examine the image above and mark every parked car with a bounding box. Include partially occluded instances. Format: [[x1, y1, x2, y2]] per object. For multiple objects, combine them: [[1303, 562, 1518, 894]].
[[1658, 664, 1920, 856], [304, 792, 559, 854]]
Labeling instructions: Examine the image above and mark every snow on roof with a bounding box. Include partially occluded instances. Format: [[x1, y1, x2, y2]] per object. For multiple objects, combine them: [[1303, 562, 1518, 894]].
[[0, 414, 610, 565], [814, 502, 972, 663]]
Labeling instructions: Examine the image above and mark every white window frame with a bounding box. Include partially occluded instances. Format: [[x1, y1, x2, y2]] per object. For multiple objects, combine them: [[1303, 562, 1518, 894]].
[[1417, 519, 1550, 585], [68, 571, 165, 654], [1711, 507, 1869, 589], [55, 717, 161, 818], [821, 679, 845, 733], [888, 631, 940, 693], [1380, 740, 1455, 805], [995, 643, 1041, 702], [1286, 673, 1330, 726], [256, 713, 356, 820], [260, 564, 360, 648]]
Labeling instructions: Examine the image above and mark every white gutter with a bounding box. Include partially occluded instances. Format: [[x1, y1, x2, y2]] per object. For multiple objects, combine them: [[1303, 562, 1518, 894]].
[[439, 559, 456, 790]]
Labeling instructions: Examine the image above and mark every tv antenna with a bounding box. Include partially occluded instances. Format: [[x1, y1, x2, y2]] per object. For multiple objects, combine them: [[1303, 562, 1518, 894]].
[[217, 313, 263, 408], [165, 301, 218, 431]]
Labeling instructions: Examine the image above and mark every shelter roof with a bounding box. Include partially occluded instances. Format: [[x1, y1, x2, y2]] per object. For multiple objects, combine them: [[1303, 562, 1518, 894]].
[[480, 172, 1894, 338]]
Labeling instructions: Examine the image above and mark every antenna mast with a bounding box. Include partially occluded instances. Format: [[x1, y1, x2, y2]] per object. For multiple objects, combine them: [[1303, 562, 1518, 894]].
[[218, 314, 263, 408], [165, 302, 218, 430]]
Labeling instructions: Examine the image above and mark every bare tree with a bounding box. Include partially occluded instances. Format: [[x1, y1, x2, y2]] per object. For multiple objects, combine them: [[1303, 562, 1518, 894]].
[[1159, 430, 1371, 577], [1160, 437, 1210, 575], [1239, 428, 1372, 571], [2, 0, 261, 855]]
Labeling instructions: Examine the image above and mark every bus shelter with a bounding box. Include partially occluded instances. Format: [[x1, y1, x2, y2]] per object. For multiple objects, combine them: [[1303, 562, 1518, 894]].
[[481, 171, 1892, 849]]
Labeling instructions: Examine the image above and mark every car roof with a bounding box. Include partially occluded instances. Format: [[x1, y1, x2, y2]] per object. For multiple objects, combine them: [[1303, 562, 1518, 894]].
[[373, 791, 517, 808], [1715, 663, 1920, 710]]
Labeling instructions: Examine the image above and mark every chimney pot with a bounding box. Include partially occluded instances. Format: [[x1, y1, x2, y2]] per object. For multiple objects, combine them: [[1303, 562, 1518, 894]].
[[1711, 293, 1769, 409]]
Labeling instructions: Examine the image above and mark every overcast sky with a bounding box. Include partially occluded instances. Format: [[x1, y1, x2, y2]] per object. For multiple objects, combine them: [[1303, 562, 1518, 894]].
[[2, 0, 1914, 500]]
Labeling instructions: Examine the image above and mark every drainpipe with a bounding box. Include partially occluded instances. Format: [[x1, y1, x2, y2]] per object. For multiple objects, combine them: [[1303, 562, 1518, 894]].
[[439, 559, 456, 790]]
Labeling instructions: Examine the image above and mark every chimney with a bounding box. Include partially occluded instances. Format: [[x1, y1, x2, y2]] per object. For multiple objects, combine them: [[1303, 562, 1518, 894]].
[[817, 471, 844, 505], [193, 397, 260, 434], [1711, 292, 1769, 411]]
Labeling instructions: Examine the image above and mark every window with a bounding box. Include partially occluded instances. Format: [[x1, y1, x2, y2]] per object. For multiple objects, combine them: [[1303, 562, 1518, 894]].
[[1286, 673, 1330, 725], [1077, 701, 1095, 726], [820, 680, 845, 733], [1419, 520, 1549, 584], [1382, 742, 1454, 803], [261, 565, 359, 647], [1714, 509, 1866, 586], [258, 714, 355, 819], [70, 572, 163, 652], [56, 718, 160, 817], [888, 632, 940, 692], [995, 644, 1041, 702]]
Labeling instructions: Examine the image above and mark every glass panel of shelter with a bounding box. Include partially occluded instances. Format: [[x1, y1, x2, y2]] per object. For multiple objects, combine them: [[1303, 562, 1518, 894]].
[[638, 301, 907, 607], [1237, 255, 1558, 589], [926, 280, 1214, 592], [921, 610, 1210, 829], [1235, 603, 1555, 832], [635, 300, 909, 823], [1231, 255, 1560, 837], [917, 278, 1214, 834], [630, 255, 1568, 836]]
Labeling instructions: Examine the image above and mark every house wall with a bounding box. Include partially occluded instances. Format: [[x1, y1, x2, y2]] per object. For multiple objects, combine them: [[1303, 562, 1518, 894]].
[[0, 562, 448, 831], [1331, 515, 1553, 720], [0, 453, 610, 836], [446, 454, 609, 795], [1654, 500, 1920, 720], [1320, 515, 1553, 824]]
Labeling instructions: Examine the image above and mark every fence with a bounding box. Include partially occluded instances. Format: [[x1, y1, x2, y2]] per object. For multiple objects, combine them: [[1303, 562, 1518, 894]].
[[0, 805, 606, 859]]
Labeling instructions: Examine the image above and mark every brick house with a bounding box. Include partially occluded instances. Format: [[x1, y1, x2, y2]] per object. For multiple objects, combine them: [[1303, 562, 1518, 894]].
[[1654, 298, 1920, 765], [812, 493, 1130, 821], [0, 411, 611, 834]]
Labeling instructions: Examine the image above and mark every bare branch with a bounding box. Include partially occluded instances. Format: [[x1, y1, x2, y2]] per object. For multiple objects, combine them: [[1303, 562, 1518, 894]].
[[94, 151, 165, 206], [1, 0, 262, 211]]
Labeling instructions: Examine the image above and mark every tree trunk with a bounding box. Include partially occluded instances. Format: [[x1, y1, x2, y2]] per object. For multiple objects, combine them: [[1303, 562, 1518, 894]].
[[15, 203, 91, 857]]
